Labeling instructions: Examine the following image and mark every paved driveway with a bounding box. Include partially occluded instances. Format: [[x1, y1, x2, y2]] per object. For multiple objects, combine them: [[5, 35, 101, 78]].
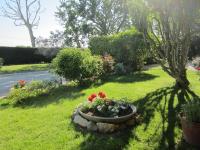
[[0, 71, 58, 97]]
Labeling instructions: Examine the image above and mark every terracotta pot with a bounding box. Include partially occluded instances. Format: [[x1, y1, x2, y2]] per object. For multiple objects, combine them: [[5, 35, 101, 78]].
[[180, 115, 200, 147]]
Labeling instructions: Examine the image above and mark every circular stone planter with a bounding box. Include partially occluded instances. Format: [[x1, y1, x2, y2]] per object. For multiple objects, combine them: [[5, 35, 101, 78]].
[[72, 104, 138, 133], [78, 105, 137, 124]]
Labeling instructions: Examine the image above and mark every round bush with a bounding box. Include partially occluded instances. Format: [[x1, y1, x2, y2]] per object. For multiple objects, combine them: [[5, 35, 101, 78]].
[[52, 48, 103, 85]]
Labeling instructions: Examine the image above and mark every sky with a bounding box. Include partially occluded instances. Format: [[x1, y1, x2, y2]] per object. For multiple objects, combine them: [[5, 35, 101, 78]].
[[0, 0, 63, 47]]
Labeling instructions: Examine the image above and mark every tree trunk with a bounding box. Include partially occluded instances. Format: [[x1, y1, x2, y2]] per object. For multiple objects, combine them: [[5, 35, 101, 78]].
[[175, 70, 190, 89], [27, 26, 36, 47]]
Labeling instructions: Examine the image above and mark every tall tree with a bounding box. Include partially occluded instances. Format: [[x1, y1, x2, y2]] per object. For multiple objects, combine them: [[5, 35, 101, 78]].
[[2, 0, 41, 47], [56, 0, 130, 47], [129, 0, 200, 89]]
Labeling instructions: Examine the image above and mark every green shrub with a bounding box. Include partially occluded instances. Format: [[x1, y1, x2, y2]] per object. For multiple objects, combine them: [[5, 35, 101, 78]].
[[80, 55, 103, 85], [89, 36, 112, 55], [182, 98, 200, 123], [114, 63, 126, 75], [89, 27, 147, 72], [8, 80, 61, 105], [52, 48, 103, 85]]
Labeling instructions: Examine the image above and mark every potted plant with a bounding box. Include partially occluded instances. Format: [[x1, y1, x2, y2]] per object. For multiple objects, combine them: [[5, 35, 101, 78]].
[[78, 92, 137, 123], [180, 99, 200, 146]]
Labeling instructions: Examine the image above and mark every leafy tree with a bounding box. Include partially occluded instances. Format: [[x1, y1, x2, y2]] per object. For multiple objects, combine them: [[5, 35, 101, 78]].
[[2, 0, 41, 47], [56, 0, 130, 47], [130, 0, 200, 89]]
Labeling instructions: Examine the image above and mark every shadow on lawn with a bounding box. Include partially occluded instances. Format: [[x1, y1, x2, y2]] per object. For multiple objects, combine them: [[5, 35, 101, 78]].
[[93, 72, 158, 88], [133, 86, 199, 149], [104, 72, 158, 83], [14, 86, 85, 108]]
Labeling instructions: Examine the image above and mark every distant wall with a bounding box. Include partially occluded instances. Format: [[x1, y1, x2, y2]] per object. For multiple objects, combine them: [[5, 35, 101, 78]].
[[0, 47, 60, 65]]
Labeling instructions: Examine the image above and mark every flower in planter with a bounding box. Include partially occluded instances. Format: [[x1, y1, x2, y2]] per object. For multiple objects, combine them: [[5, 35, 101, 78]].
[[82, 92, 132, 117], [98, 92, 106, 98], [88, 92, 106, 102]]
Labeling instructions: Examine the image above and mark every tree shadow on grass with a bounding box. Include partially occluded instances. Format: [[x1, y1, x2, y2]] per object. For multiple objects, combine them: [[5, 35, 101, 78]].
[[93, 72, 158, 88], [133, 86, 199, 150], [105, 72, 158, 83]]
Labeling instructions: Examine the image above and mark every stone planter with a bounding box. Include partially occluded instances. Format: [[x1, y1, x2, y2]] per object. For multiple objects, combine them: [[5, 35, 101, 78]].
[[180, 115, 200, 147], [72, 105, 138, 133], [78, 105, 137, 124]]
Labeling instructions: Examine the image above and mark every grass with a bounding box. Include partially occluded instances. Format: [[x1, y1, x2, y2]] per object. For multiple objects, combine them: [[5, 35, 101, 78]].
[[0, 64, 49, 74], [0, 67, 200, 150]]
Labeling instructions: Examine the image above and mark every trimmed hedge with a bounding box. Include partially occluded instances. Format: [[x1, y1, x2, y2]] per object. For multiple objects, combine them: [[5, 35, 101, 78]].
[[0, 47, 59, 65], [89, 27, 148, 72]]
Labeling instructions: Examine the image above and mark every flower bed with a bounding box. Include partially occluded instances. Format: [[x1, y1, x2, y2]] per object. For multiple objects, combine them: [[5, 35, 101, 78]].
[[72, 92, 139, 133]]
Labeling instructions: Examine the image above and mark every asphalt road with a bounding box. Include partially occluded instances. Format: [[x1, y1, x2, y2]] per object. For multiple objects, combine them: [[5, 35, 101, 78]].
[[0, 71, 58, 97]]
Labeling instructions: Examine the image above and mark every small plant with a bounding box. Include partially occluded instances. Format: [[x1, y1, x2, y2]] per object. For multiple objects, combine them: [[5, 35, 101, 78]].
[[182, 98, 200, 123], [8, 80, 61, 105], [80, 92, 132, 117], [13, 80, 27, 89]]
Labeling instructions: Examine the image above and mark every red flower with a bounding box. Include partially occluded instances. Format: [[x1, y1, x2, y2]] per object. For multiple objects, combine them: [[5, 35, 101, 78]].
[[88, 96, 93, 102], [91, 93, 97, 99], [98, 92, 106, 99], [88, 94, 97, 102]]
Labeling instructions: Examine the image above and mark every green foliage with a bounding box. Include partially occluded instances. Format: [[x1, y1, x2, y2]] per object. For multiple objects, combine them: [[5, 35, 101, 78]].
[[182, 98, 200, 123], [80, 55, 104, 85], [7, 80, 61, 105], [114, 63, 126, 75], [52, 48, 103, 85], [56, 0, 130, 47], [89, 27, 147, 72]]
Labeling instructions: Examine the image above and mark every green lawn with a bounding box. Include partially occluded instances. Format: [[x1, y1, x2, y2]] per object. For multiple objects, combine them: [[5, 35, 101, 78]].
[[0, 67, 199, 150], [0, 64, 49, 74]]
